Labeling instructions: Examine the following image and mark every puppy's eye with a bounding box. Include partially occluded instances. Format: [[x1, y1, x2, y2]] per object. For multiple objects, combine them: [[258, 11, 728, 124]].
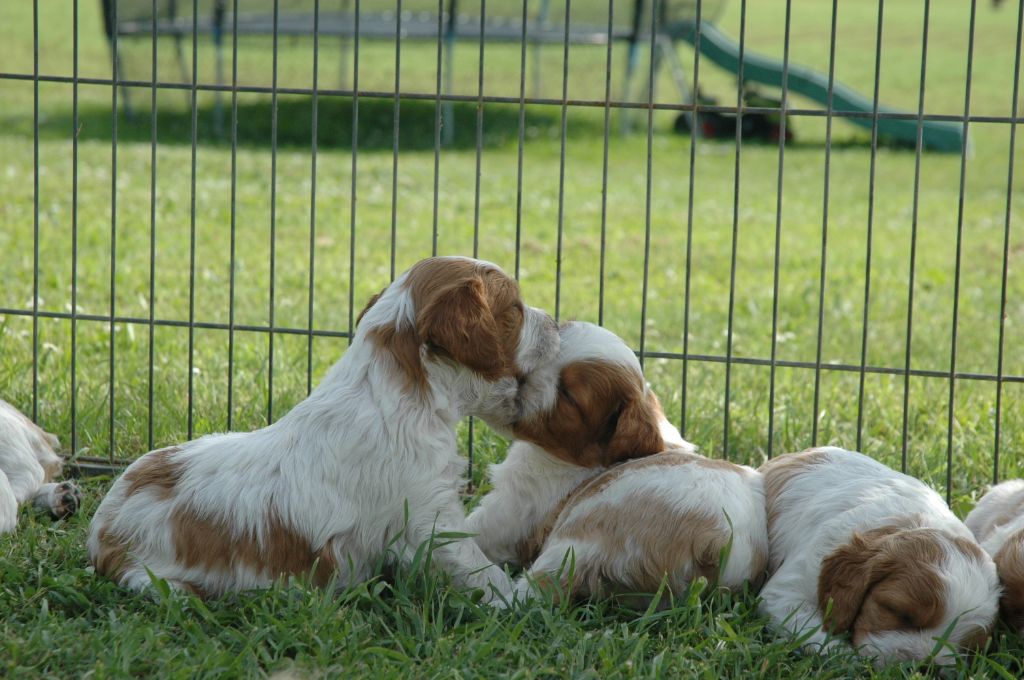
[[516, 374, 527, 388]]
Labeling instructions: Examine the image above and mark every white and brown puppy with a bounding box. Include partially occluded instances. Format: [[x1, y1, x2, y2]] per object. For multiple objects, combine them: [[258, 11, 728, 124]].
[[0, 399, 81, 534], [88, 256, 560, 601], [468, 322, 767, 603], [965, 479, 1024, 632], [759, 447, 999, 665]]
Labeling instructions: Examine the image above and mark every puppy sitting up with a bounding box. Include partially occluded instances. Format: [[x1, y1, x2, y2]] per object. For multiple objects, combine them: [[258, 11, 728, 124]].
[[965, 479, 1024, 632], [0, 399, 81, 534], [88, 257, 560, 602], [468, 322, 768, 603]]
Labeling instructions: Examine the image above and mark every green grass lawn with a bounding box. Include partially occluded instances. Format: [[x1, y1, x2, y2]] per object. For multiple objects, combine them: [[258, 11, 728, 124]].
[[1, 0, 1024, 677]]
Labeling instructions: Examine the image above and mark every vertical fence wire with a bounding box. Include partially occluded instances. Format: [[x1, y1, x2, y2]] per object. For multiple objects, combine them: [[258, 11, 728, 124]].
[[554, 0, 571, 322], [766, 0, 793, 460], [994, 0, 1024, 484], [597, 0, 613, 326], [946, 0, 979, 503], [347, 1, 360, 343], [467, 0, 490, 481], [855, 0, 885, 452], [71, 0, 79, 455], [722, 0, 747, 459], [307, 0, 321, 394], [811, 0, 840, 447], [390, 0, 402, 282], [32, 0, 39, 424], [431, 0, 443, 257], [108, 0, 120, 462], [901, 0, 931, 474], [638, 0, 656, 371], [680, 0, 703, 437], [186, 0, 200, 439], [227, 0, 240, 429], [514, 0, 529, 280], [267, 0, 280, 422], [147, 0, 159, 449]]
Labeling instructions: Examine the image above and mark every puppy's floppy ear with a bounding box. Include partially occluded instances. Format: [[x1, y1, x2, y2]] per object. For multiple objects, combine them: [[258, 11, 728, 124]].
[[600, 390, 666, 466], [818, 532, 880, 634], [356, 287, 387, 326], [416, 276, 505, 378]]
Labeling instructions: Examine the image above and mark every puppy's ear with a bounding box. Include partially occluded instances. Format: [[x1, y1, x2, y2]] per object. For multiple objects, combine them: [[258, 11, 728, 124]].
[[818, 533, 879, 634], [600, 391, 665, 466], [417, 276, 506, 378], [356, 287, 387, 326]]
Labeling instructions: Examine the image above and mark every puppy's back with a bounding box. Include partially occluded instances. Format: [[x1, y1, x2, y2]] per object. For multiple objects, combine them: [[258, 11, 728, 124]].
[[532, 449, 768, 599]]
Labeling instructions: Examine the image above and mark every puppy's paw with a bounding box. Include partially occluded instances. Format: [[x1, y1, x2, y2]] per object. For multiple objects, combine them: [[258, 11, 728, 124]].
[[35, 481, 82, 520]]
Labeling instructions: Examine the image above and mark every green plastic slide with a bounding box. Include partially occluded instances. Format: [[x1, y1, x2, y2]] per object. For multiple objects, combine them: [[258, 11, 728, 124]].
[[671, 20, 964, 152]]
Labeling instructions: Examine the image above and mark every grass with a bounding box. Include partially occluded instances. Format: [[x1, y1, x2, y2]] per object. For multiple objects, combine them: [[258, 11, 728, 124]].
[[1, 0, 1023, 676]]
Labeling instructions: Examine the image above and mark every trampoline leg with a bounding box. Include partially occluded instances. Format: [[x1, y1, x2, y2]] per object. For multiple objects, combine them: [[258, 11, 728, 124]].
[[660, 34, 698, 137]]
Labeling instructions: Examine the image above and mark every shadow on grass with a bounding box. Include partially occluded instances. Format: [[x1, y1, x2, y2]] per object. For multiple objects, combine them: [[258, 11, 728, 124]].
[[27, 95, 612, 151]]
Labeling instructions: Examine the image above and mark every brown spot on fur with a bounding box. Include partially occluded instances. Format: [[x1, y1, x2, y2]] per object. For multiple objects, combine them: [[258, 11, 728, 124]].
[[92, 526, 132, 584], [522, 451, 760, 598], [759, 449, 832, 536], [993, 528, 1024, 632], [817, 523, 948, 645], [40, 457, 63, 483], [549, 497, 732, 598], [513, 361, 667, 468], [367, 324, 428, 391], [363, 258, 526, 390], [170, 506, 337, 593], [123, 447, 183, 501]]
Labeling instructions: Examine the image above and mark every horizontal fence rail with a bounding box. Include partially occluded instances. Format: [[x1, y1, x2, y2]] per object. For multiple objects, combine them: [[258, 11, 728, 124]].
[[1, 0, 1020, 507]]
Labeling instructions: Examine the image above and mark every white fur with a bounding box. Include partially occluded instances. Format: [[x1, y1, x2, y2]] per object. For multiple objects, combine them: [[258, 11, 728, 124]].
[[965, 479, 1024, 558], [0, 399, 78, 534], [759, 447, 999, 666], [87, 257, 560, 602]]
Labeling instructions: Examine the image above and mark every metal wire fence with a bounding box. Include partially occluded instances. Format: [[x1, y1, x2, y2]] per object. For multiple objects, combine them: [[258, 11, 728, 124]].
[[0, 0, 1021, 503]]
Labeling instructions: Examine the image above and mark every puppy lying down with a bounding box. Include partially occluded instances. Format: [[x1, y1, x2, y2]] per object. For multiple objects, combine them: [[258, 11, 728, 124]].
[[759, 448, 998, 666], [0, 399, 81, 534], [468, 322, 769, 603], [965, 479, 1024, 633]]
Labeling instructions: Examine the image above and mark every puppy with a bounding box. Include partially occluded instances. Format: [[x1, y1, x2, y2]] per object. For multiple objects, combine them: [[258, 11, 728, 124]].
[[88, 256, 560, 601], [965, 479, 1024, 632], [759, 447, 999, 665], [0, 399, 81, 534], [469, 322, 766, 603]]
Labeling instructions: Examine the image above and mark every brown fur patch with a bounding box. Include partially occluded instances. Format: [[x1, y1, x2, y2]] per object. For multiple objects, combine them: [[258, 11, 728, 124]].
[[759, 449, 832, 535], [513, 361, 667, 468], [123, 447, 184, 501], [522, 451, 755, 597], [170, 506, 336, 592], [92, 526, 133, 584], [993, 528, 1024, 632], [552, 496, 731, 597], [40, 457, 63, 483], [367, 324, 428, 391], [817, 523, 948, 645], [364, 258, 526, 390]]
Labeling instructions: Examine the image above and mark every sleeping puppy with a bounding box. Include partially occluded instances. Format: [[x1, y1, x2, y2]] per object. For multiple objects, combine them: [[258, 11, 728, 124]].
[[0, 399, 81, 534], [759, 447, 999, 665], [469, 322, 766, 603], [88, 256, 560, 602], [965, 479, 1024, 633]]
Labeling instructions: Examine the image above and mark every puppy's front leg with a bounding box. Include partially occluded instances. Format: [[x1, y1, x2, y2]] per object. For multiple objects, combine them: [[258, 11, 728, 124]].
[[759, 568, 840, 653], [407, 486, 513, 605], [32, 481, 82, 519]]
